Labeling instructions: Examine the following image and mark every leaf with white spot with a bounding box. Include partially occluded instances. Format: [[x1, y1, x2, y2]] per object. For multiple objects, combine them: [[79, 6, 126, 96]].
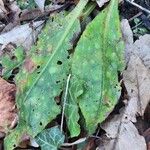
[[68, 0, 124, 134], [4, 0, 89, 149], [1, 47, 25, 79], [36, 126, 65, 150]]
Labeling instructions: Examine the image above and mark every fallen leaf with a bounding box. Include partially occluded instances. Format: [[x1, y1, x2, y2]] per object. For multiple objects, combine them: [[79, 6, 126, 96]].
[[96, 0, 109, 7], [0, 21, 44, 51], [99, 108, 147, 150], [0, 77, 17, 134], [20, 4, 64, 22], [143, 128, 150, 150], [121, 19, 134, 63], [1, 1, 21, 33], [34, 0, 46, 12], [123, 55, 150, 119], [132, 35, 150, 69], [121, 19, 150, 67], [0, 0, 7, 19], [122, 20, 150, 118], [96, 0, 123, 8]]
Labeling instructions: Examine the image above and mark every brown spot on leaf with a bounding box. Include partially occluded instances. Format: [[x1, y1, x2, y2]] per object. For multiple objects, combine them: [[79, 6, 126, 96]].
[[103, 95, 111, 107], [24, 58, 36, 73], [0, 77, 17, 133]]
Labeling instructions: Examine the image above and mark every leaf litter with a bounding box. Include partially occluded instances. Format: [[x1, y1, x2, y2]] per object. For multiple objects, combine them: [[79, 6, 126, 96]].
[[0, 77, 17, 135]]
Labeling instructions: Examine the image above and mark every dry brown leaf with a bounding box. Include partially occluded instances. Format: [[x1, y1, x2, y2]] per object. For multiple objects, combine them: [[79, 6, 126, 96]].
[[20, 4, 63, 22], [96, 0, 123, 7], [98, 109, 147, 150], [123, 55, 150, 119], [34, 0, 46, 12], [0, 77, 17, 134], [121, 19, 150, 117], [132, 35, 150, 69], [0, 0, 6, 12], [0, 21, 44, 51], [121, 19, 150, 67], [0, 0, 7, 19]]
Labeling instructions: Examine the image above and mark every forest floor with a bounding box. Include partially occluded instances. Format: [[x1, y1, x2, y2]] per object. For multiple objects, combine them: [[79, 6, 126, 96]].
[[0, 0, 149, 150]]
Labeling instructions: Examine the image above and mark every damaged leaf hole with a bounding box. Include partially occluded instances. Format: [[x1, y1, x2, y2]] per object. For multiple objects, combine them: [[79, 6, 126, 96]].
[[11, 55, 17, 60], [56, 80, 60, 84], [12, 67, 19, 75], [40, 122, 43, 126], [57, 61, 62, 65], [13, 144, 16, 148], [67, 49, 74, 55], [37, 65, 40, 69], [54, 92, 63, 105]]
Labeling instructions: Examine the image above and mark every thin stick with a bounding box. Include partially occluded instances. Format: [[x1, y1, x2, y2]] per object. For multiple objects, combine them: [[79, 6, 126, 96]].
[[62, 137, 87, 146], [128, 12, 143, 22], [60, 74, 71, 132], [125, 0, 150, 14]]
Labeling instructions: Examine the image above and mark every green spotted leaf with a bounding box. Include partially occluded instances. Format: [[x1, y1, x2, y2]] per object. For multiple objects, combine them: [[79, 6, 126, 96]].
[[4, 0, 88, 149], [65, 77, 84, 137], [69, 0, 125, 134], [36, 126, 65, 150]]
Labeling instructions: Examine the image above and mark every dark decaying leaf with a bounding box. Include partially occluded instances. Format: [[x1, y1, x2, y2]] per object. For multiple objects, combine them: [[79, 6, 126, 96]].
[[4, 0, 89, 149]]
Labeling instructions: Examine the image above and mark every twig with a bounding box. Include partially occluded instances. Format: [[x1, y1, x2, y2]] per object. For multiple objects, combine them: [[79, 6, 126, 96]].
[[60, 74, 71, 132], [129, 12, 143, 22], [125, 0, 150, 14], [62, 137, 87, 146], [20, 3, 71, 22], [62, 135, 101, 147]]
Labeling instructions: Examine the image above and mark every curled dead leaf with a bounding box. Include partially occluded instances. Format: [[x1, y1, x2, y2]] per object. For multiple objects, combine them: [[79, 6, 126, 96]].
[[99, 110, 147, 150], [0, 21, 44, 51], [122, 19, 150, 118], [123, 55, 150, 118], [0, 77, 17, 134]]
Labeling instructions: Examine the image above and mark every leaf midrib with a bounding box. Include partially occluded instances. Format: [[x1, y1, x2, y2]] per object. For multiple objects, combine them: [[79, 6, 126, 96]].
[[23, 0, 89, 102], [95, 0, 119, 119]]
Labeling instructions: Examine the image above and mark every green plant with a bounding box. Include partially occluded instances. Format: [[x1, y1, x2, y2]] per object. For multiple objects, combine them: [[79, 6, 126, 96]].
[[3, 0, 124, 149]]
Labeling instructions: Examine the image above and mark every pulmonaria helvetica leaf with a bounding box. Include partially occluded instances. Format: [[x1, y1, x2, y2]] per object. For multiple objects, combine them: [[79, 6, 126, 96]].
[[4, 0, 89, 149], [36, 126, 65, 150], [68, 0, 125, 134]]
